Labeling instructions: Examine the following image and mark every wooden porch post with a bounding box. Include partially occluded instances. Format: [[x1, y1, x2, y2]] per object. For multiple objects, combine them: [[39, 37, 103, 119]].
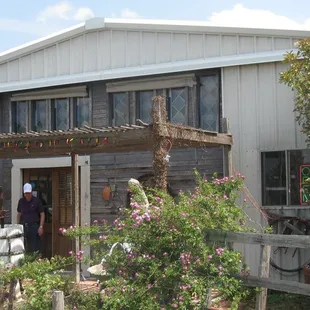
[[71, 152, 80, 283], [222, 118, 233, 177], [152, 96, 169, 191]]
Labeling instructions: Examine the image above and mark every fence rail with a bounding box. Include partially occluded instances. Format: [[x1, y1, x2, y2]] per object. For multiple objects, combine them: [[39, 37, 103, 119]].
[[205, 229, 310, 310]]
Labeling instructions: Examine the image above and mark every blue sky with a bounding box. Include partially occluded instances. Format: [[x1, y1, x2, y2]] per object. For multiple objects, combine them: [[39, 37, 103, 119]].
[[0, 0, 310, 52]]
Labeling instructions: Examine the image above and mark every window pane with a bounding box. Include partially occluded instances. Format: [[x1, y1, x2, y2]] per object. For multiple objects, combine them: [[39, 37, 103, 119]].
[[138, 91, 153, 123], [199, 75, 219, 131], [76, 98, 90, 127], [12, 101, 27, 133], [32, 100, 48, 132], [289, 150, 310, 205], [113, 93, 128, 126], [171, 88, 186, 124], [262, 151, 286, 206], [53, 99, 69, 130]]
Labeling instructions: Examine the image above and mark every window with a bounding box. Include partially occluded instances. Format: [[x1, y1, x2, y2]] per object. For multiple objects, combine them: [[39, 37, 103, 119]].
[[262, 150, 310, 206], [11, 101, 28, 133], [137, 90, 153, 124], [111, 92, 129, 126], [262, 151, 286, 206], [52, 98, 70, 130], [199, 75, 220, 131], [31, 100, 48, 132], [167, 88, 186, 125], [74, 98, 90, 127]]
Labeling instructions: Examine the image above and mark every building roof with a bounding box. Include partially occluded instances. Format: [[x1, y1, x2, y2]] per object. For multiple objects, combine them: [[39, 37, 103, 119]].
[[0, 17, 309, 64], [0, 123, 232, 159]]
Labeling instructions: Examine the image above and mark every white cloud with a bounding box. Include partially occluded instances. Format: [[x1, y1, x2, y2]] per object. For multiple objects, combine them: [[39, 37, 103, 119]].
[[206, 3, 310, 30], [74, 7, 95, 21], [36, 1, 94, 22], [111, 8, 140, 19]]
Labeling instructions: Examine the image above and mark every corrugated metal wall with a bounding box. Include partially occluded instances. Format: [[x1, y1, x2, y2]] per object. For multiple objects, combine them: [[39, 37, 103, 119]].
[[0, 29, 302, 84], [222, 62, 308, 280]]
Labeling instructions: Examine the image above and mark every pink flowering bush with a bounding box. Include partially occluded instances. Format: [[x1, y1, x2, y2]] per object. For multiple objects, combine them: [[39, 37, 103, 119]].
[[63, 171, 250, 309]]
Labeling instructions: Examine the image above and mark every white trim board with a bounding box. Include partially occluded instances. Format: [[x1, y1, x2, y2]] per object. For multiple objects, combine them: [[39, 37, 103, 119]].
[[0, 50, 292, 93], [11, 156, 91, 273]]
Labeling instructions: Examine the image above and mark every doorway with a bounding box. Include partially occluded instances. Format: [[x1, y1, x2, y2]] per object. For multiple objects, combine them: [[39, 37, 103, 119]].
[[23, 167, 75, 258]]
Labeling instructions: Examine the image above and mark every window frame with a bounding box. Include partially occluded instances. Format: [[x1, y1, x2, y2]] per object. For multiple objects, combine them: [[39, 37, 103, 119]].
[[31, 99, 50, 132], [136, 90, 156, 124], [11, 95, 91, 133], [261, 149, 310, 207], [11, 101, 30, 133], [165, 87, 188, 125], [110, 92, 130, 126], [197, 73, 221, 132]]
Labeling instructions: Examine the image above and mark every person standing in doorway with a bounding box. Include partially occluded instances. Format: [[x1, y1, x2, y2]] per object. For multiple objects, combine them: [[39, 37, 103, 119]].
[[16, 183, 45, 253]]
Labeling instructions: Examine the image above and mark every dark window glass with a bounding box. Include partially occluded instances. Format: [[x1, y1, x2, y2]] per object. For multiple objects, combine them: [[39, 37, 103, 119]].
[[262, 151, 286, 206], [289, 150, 310, 205], [12, 101, 27, 133], [199, 75, 219, 131], [75, 98, 90, 127], [112, 92, 129, 126], [138, 91, 153, 123], [52, 98, 70, 130], [32, 100, 48, 132]]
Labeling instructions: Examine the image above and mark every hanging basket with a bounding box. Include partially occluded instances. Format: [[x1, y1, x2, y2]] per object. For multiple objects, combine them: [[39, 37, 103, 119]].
[[102, 186, 111, 201]]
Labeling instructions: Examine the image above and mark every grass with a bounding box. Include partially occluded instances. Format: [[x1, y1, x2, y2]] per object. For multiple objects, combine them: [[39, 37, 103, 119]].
[[266, 291, 310, 310]]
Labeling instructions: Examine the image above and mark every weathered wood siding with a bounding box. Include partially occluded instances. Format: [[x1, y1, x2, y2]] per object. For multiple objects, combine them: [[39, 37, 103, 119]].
[[89, 81, 224, 218], [0, 94, 11, 223]]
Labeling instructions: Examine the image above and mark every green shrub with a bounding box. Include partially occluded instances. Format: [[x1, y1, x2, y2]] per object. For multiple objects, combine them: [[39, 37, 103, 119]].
[[64, 172, 251, 309]]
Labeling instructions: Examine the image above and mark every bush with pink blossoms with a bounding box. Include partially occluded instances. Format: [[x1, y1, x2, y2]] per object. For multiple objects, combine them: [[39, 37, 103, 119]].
[[64, 171, 252, 310]]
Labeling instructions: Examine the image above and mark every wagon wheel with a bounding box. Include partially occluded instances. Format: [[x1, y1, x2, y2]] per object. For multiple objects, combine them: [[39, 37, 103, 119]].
[[269, 217, 310, 274], [273, 218, 309, 257]]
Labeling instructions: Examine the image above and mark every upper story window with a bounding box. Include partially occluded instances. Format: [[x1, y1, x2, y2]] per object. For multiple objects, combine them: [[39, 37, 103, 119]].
[[111, 92, 129, 126], [12, 101, 28, 133], [137, 90, 153, 124], [137, 88, 187, 125], [262, 150, 310, 206], [52, 98, 70, 130], [31, 100, 48, 132], [11, 87, 90, 133], [167, 88, 187, 125], [198, 74, 220, 132], [75, 98, 90, 127]]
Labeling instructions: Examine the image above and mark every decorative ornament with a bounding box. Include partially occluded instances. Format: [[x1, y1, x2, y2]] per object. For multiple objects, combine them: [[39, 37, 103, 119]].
[[102, 186, 111, 201]]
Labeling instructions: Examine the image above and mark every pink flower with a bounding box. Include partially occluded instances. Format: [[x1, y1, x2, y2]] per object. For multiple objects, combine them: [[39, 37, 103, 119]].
[[216, 248, 224, 256], [208, 255, 213, 260], [93, 220, 98, 224], [243, 198, 247, 202]]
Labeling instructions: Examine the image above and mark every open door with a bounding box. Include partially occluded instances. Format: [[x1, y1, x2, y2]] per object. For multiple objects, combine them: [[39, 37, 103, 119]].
[[52, 167, 73, 257], [23, 168, 53, 258]]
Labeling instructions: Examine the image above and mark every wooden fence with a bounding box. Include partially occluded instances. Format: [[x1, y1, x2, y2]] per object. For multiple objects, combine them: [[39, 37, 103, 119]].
[[205, 229, 310, 310]]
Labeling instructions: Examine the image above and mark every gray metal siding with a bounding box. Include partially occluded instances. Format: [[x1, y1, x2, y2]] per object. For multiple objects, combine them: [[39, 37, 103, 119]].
[[0, 30, 302, 85], [222, 62, 307, 280]]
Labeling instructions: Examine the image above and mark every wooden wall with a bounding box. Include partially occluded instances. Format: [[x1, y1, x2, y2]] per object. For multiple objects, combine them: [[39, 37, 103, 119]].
[[89, 81, 224, 220]]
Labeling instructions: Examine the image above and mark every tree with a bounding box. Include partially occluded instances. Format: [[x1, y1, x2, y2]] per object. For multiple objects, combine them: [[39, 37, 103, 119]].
[[280, 38, 310, 145]]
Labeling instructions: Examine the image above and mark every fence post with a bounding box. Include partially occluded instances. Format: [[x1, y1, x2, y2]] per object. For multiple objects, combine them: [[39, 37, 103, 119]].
[[255, 245, 271, 310], [52, 291, 64, 310]]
